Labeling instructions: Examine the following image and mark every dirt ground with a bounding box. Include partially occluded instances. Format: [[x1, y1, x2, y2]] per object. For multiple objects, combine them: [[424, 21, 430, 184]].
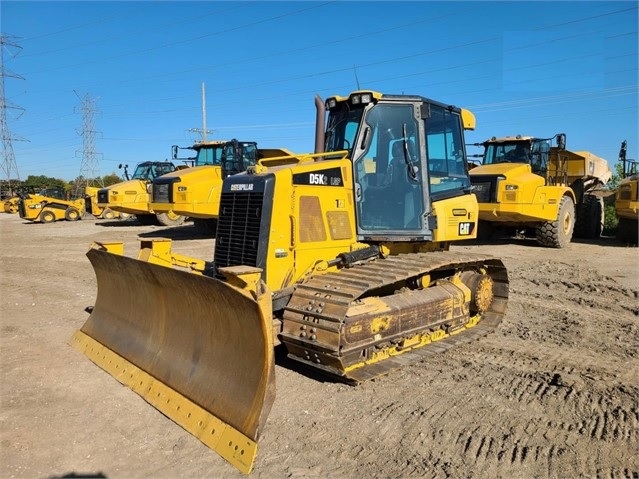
[[1, 211, 637, 479]]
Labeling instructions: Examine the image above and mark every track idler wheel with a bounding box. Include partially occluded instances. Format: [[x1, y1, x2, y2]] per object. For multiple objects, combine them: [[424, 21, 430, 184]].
[[460, 270, 494, 314]]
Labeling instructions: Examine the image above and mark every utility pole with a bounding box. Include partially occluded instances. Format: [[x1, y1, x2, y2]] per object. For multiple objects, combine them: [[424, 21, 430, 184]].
[[188, 82, 213, 141], [74, 91, 103, 197], [0, 34, 25, 198]]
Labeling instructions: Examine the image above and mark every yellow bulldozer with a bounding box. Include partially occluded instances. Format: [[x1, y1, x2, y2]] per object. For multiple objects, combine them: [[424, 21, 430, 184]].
[[96, 160, 187, 226], [150, 139, 295, 235], [469, 133, 612, 247], [18, 188, 86, 223], [72, 90, 510, 474], [615, 140, 638, 244]]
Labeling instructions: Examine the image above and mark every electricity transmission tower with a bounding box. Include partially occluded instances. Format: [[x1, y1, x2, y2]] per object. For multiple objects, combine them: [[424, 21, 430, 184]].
[[188, 82, 214, 141], [0, 34, 24, 198], [74, 91, 103, 197]]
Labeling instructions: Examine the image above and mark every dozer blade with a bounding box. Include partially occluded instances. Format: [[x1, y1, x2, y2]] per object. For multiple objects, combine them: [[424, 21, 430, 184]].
[[71, 248, 275, 474]]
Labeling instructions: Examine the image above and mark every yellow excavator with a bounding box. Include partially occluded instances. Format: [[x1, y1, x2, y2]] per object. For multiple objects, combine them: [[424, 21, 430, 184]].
[[150, 139, 293, 235], [72, 90, 509, 474]]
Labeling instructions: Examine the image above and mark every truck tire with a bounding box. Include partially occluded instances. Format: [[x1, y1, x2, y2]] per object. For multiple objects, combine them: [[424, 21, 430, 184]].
[[156, 211, 186, 227], [535, 195, 575, 248], [65, 207, 81, 221], [574, 194, 604, 238], [193, 218, 217, 237], [40, 210, 56, 224], [616, 217, 638, 245], [101, 208, 116, 220]]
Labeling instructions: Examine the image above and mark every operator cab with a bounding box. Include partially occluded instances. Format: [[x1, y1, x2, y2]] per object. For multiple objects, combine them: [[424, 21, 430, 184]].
[[131, 161, 176, 181], [481, 136, 557, 175], [221, 140, 259, 178], [324, 91, 472, 239]]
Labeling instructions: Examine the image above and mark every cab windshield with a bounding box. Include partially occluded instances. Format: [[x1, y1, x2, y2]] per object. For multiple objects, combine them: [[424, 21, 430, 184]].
[[131, 163, 175, 180], [195, 145, 224, 166], [483, 142, 532, 165], [483, 139, 549, 174]]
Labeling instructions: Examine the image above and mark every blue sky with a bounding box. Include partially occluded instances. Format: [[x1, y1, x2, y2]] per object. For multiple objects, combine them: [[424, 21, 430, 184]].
[[1, 1, 637, 182]]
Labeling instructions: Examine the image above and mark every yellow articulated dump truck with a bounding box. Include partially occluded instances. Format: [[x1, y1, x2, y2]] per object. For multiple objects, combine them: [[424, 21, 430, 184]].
[[18, 188, 86, 223], [71, 90, 510, 474], [97, 161, 187, 226], [150, 139, 295, 235], [615, 140, 638, 244], [469, 134, 612, 247]]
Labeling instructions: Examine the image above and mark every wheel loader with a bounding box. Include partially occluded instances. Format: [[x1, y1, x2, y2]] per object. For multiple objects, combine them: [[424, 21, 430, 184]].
[[469, 134, 612, 247], [18, 188, 86, 223], [96, 161, 187, 226], [71, 90, 510, 474], [615, 140, 638, 244], [150, 139, 295, 235]]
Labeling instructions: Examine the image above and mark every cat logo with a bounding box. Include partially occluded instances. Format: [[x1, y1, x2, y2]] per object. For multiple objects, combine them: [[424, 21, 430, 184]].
[[458, 222, 473, 236], [309, 173, 328, 185]]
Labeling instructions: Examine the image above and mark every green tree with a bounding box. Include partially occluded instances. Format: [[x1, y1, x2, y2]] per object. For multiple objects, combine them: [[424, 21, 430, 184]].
[[102, 172, 125, 186]]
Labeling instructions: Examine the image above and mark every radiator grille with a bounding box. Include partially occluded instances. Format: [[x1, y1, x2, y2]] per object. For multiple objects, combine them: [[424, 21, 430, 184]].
[[214, 191, 265, 269], [153, 182, 171, 203], [470, 177, 498, 203], [97, 189, 109, 204]]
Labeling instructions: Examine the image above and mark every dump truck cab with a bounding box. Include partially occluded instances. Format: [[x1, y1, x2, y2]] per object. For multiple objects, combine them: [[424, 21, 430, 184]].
[[469, 134, 611, 247], [97, 161, 186, 226], [150, 139, 292, 235]]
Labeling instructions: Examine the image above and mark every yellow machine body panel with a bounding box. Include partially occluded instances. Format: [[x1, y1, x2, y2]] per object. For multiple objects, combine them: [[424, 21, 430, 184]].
[[615, 174, 639, 244], [550, 149, 612, 186], [84, 186, 124, 219], [614, 141, 638, 244], [150, 165, 223, 216], [616, 174, 639, 221], [471, 162, 572, 223], [98, 179, 151, 215], [151, 147, 296, 219]]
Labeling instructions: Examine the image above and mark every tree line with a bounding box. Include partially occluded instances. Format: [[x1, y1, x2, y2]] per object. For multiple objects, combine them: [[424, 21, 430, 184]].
[[0, 173, 125, 200]]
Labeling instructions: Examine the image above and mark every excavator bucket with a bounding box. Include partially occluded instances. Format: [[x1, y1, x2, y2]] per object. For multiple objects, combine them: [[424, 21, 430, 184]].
[[71, 247, 275, 474]]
